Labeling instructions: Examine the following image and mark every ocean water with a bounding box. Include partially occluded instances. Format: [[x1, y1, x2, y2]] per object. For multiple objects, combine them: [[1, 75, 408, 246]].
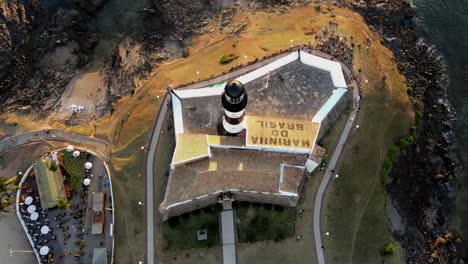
[[413, 0, 468, 257]]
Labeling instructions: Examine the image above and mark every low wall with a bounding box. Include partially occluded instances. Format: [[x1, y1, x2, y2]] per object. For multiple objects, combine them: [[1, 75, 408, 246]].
[[160, 189, 299, 220], [16, 165, 41, 263]]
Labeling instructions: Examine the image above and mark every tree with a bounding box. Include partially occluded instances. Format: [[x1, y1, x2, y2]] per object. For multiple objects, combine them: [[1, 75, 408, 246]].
[[49, 162, 58, 172], [383, 243, 396, 256], [57, 198, 70, 209], [0, 176, 6, 193], [79, 240, 86, 248]]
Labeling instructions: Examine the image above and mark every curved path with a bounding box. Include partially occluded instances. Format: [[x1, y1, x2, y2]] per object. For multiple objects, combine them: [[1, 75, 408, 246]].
[[310, 50, 359, 264], [0, 129, 110, 159], [145, 94, 171, 264]]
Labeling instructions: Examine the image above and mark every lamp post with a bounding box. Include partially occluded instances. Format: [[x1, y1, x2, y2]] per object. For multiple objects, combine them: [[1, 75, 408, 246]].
[[196, 71, 200, 80]]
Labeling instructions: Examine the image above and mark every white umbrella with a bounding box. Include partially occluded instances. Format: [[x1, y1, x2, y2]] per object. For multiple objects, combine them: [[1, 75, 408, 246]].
[[27, 205, 36, 214], [40, 226, 50, 235], [24, 196, 33, 205], [72, 150, 80, 158], [83, 178, 91, 186], [85, 162, 93, 170], [39, 246, 49, 256], [66, 145, 74, 152], [30, 212, 39, 221]]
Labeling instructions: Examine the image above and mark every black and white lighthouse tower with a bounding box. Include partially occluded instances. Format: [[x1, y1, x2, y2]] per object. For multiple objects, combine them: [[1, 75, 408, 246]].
[[218, 80, 248, 136]]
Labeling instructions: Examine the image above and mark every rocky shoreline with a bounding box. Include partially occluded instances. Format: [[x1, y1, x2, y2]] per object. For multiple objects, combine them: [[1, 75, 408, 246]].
[[349, 0, 464, 262]]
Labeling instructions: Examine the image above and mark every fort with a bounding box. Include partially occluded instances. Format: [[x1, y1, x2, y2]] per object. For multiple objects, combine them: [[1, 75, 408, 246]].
[[159, 50, 350, 220]]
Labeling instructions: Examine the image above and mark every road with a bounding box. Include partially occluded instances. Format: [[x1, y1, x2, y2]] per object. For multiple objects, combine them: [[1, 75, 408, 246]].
[[0, 129, 109, 160], [311, 50, 359, 264], [145, 94, 171, 264]]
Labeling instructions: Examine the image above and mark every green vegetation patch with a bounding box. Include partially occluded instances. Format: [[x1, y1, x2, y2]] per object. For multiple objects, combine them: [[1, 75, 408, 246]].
[[162, 206, 221, 250], [219, 53, 239, 64], [60, 150, 86, 190], [235, 202, 296, 242]]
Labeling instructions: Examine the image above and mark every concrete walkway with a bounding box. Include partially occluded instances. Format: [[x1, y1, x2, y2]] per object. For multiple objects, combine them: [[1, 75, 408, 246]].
[[311, 50, 359, 264], [221, 210, 237, 264], [0, 129, 110, 160], [145, 94, 171, 264]]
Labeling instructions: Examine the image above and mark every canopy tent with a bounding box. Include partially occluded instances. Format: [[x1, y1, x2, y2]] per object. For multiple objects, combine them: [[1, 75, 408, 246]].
[[39, 246, 50, 256], [85, 162, 93, 170], [30, 212, 39, 221], [66, 145, 74, 152], [40, 225, 50, 235], [72, 150, 81, 158], [83, 178, 91, 186], [24, 196, 33, 205], [27, 205, 36, 214]]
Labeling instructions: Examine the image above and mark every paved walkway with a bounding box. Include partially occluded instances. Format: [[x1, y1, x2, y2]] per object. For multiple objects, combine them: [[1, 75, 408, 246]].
[[0, 212, 36, 264], [145, 94, 171, 264], [311, 50, 359, 264], [0, 129, 110, 160], [221, 210, 236, 264]]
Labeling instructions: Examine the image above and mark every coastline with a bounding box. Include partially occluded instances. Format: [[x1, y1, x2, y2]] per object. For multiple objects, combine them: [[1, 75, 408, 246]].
[[350, 0, 464, 262]]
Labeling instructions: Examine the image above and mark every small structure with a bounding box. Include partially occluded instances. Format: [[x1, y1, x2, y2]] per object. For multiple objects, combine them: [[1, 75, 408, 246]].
[[92, 192, 105, 235], [92, 248, 107, 264], [33, 156, 67, 209], [197, 229, 208, 241]]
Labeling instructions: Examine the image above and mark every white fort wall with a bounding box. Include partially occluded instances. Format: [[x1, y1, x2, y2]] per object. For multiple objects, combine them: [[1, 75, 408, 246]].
[[173, 51, 299, 99], [299, 51, 347, 88], [312, 88, 350, 140], [160, 189, 300, 220], [171, 93, 184, 143]]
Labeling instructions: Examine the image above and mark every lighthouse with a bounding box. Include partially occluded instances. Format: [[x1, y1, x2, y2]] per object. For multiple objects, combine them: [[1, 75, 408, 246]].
[[218, 80, 248, 136]]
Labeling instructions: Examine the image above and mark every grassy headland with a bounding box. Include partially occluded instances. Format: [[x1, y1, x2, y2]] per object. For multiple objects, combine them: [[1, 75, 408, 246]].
[[0, 3, 413, 263]]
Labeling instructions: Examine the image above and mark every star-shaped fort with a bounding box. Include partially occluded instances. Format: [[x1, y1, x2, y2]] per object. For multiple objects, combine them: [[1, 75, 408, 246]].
[[160, 50, 350, 219]]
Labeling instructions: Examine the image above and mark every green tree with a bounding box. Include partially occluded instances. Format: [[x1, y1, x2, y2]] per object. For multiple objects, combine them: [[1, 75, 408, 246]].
[[0, 176, 6, 193], [383, 243, 396, 256], [49, 162, 58, 172], [79, 240, 86, 248], [57, 198, 70, 209]]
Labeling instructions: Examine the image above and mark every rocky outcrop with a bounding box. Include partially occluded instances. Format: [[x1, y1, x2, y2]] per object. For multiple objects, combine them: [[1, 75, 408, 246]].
[[0, 0, 44, 78], [0, 6, 99, 112], [74, 0, 107, 13], [349, 0, 465, 262]]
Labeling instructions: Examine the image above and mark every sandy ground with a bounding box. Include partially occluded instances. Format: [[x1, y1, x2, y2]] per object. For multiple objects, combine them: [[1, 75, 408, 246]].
[[0, 213, 36, 264], [56, 71, 107, 120]]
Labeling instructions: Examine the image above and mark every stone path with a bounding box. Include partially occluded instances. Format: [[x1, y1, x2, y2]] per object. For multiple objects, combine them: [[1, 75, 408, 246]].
[[221, 209, 236, 264]]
